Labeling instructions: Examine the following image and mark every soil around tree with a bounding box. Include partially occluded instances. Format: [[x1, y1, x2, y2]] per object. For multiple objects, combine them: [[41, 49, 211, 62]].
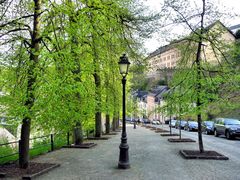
[[160, 133, 179, 136], [180, 150, 229, 160], [62, 143, 97, 149], [155, 129, 169, 133], [102, 132, 118, 135], [0, 162, 60, 179], [145, 126, 152, 129], [87, 136, 110, 140], [168, 138, 196, 142], [113, 129, 121, 132]]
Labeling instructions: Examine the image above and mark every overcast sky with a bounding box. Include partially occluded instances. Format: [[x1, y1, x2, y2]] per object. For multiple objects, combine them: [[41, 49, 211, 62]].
[[142, 0, 240, 53]]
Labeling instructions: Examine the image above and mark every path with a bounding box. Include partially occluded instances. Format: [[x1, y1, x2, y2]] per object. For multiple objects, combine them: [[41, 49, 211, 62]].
[[33, 124, 240, 180]]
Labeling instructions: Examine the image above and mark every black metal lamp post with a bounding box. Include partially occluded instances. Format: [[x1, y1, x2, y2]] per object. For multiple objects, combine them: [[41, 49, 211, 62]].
[[118, 54, 130, 169]]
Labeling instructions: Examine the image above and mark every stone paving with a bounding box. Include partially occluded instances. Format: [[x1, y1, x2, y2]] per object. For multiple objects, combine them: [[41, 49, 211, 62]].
[[33, 124, 240, 180]]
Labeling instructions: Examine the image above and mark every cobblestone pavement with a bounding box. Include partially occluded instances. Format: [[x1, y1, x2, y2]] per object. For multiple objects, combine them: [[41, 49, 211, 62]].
[[33, 124, 240, 180]]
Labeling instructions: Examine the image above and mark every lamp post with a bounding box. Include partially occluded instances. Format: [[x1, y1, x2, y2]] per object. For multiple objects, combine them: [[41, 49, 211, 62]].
[[118, 54, 130, 169]]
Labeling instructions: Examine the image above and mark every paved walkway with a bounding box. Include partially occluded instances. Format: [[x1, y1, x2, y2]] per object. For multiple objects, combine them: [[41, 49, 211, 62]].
[[33, 124, 240, 180]]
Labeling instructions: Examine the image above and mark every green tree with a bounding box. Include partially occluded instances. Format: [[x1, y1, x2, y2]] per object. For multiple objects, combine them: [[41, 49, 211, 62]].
[[161, 0, 237, 153]]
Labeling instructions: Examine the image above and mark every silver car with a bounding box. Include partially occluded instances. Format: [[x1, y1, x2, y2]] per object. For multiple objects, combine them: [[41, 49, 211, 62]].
[[214, 118, 240, 139]]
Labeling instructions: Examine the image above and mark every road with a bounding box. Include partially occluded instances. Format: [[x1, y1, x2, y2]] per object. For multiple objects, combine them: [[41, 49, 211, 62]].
[[161, 124, 240, 162]]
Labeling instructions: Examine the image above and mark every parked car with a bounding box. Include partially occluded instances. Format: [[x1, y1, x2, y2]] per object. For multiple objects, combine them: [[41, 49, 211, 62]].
[[164, 119, 170, 124], [152, 120, 158, 125], [175, 120, 187, 129], [143, 118, 150, 124], [126, 117, 131, 123], [202, 121, 214, 135], [184, 121, 198, 131], [214, 118, 240, 139], [169, 120, 177, 128]]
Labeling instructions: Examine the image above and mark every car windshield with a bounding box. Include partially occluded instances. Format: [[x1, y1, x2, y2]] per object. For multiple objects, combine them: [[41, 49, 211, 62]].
[[205, 121, 214, 126], [189, 121, 197, 125], [225, 119, 240, 125], [180, 121, 187, 124]]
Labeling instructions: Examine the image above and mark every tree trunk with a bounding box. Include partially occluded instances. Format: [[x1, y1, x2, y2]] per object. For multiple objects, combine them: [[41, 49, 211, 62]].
[[116, 112, 120, 128], [95, 111, 102, 137], [68, 0, 83, 145], [195, 0, 205, 153], [19, 118, 31, 169], [74, 122, 83, 145], [112, 116, 116, 131], [19, 0, 41, 169], [105, 114, 110, 134], [94, 72, 102, 137]]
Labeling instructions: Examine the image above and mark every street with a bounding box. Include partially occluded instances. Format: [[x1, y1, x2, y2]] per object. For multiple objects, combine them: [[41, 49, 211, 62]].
[[162, 124, 240, 161]]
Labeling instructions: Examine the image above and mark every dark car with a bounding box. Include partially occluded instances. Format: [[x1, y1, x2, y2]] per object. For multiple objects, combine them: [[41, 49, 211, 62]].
[[214, 118, 240, 139], [169, 120, 177, 128], [126, 117, 131, 122], [202, 121, 214, 135], [143, 118, 150, 124], [175, 120, 187, 129], [184, 121, 198, 131]]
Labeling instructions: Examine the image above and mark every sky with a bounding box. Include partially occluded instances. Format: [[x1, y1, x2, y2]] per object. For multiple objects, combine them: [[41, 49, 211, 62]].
[[142, 0, 240, 53]]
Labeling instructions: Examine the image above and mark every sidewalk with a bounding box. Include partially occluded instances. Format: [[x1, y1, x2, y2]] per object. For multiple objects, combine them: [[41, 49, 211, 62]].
[[33, 124, 239, 180]]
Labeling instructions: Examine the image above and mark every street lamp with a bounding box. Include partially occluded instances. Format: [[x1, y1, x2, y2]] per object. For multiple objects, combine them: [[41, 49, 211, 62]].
[[118, 54, 130, 169]]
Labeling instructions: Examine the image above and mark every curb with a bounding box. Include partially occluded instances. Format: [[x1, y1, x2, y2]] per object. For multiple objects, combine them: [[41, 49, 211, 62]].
[[180, 150, 229, 160], [168, 138, 196, 142], [87, 137, 110, 140], [62, 143, 97, 149], [22, 164, 60, 180]]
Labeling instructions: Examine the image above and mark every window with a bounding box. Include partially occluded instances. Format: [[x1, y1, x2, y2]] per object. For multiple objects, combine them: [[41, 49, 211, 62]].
[[167, 56, 170, 60], [171, 54, 175, 59]]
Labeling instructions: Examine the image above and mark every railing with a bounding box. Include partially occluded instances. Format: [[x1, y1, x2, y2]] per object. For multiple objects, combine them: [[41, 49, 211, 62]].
[[0, 133, 67, 165], [0, 128, 97, 165]]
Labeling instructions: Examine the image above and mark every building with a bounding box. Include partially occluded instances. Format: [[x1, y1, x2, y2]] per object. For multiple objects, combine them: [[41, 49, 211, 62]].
[[132, 90, 148, 120], [145, 86, 169, 122], [132, 86, 169, 123], [147, 21, 236, 80]]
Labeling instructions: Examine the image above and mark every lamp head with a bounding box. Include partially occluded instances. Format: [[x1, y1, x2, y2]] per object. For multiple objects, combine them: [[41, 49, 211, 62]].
[[118, 54, 130, 77]]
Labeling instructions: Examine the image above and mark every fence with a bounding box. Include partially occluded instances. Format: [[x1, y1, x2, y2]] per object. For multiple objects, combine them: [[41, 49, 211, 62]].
[[0, 133, 67, 165], [0, 129, 98, 165]]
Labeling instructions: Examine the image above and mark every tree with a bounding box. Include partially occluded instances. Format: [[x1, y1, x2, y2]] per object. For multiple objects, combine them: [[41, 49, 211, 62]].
[[0, 0, 43, 168], [161, 0, 237, 153]]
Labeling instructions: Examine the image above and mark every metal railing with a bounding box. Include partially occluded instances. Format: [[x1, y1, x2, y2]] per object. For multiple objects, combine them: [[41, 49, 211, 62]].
[[0, 133, 66, 164], [0, 128, 97, 165]]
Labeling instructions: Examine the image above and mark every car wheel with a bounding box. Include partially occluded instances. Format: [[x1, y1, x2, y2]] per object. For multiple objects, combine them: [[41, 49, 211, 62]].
[[205, 130, 209, 135], [214, 129, 219, 137], [187, 127, 190, 132], [226, 131, 232, 140]]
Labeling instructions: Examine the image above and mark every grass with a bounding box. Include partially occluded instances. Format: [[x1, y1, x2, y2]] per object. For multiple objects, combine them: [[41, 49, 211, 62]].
[[0, 144, 18, 165], [0, 133, 67, 165]]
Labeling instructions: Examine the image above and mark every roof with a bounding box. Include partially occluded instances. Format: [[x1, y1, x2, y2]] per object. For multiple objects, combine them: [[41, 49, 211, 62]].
[[229, 24, 240, 34], [149, 86, 169, 97], [229, 24, 240, 31], [204, 20, 236, 38], [132, 90, 148, 99], [148, 44, 176, 59]]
